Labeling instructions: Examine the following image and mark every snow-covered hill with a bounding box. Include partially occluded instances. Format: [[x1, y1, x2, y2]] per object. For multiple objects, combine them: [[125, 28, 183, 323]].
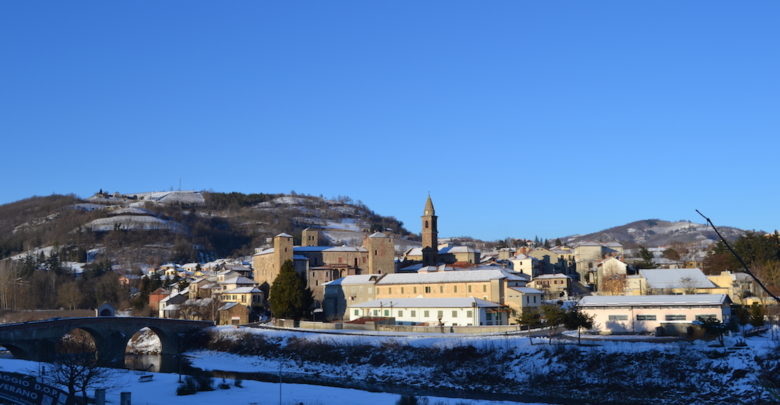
[[563, 219, 748, 247]]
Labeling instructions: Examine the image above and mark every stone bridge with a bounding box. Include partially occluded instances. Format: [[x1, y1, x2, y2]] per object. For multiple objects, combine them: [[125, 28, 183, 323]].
[[0, 317, 213, 366]]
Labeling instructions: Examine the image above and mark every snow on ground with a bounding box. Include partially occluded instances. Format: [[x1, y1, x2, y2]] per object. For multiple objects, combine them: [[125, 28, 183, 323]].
[[9, 246, 57, 260], [128, 191, 206, 206], [0, 358, 546, 405], [85, 215, 185, 232]]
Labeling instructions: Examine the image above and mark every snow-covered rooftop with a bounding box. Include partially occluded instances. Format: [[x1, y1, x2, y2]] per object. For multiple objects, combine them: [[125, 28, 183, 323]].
[[220, 276, 255, 285], [439, 245, 480, 254], [377, 269, 524, 285], [294, 246, 367, 253], [352, 297, 500, 309], [324, 274, 383, 286], [578, 294, 729, 307], [223, 287, 262, 294], [639, 268, 716, 289], [509, 287, 543, 294], [532, 273, 571, 279]]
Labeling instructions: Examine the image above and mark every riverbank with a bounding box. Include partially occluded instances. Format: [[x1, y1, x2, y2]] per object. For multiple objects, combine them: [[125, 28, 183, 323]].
[[186, 325, 780, 405]]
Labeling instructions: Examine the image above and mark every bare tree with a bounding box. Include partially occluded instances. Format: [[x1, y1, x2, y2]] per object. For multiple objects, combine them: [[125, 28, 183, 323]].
[[46, 331, 112, 405], [599, 274, 626, 296], [57, 281, 81, 310]]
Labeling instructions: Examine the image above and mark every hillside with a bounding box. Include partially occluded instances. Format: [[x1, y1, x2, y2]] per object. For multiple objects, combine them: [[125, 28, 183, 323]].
[[562, 219, 748, 248], [0, 190, 412, 270]]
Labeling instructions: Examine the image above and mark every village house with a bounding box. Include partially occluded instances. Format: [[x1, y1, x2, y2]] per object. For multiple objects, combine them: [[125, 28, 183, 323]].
[[528, 273, 572, 300], [574, 241, 623, 286], [322, 274, 383, 321], [707, 270, 762, 305], [217, 302, 249, 326], [349, 297, 507, 326], [509, 254, 539, 276], [148, 287, 170, 313], [578, 294, 732, 335]]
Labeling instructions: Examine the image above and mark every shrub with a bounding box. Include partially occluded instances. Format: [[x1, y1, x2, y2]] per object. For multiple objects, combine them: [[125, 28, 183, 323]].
[[194, 373, 214, 391], [234, 378, 243, 387], [176, 376, 198, 396]]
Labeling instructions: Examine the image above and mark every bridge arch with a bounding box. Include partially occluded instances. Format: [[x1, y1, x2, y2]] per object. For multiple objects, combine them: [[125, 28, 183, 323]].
[[0, 317, 213, 366], [0, 343, 30, 359]]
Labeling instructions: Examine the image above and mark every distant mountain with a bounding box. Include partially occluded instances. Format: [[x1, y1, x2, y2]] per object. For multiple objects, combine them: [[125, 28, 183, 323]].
[[561, 219, 749, 248], [0, 191, 412, 269]]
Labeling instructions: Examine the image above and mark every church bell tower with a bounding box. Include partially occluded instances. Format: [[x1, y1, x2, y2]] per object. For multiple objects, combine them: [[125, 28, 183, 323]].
[[421, 194, 438, 266]]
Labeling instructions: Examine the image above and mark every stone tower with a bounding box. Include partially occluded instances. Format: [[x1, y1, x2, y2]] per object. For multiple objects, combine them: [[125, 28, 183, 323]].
[[421, 195, 438, 266], [301, 227, 320, 247], [366, 232, 395, 274], [272, 233, 294, 277]]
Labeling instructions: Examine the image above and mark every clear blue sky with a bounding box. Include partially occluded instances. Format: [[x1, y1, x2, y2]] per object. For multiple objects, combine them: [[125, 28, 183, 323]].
[[1, 1, 778, 240]]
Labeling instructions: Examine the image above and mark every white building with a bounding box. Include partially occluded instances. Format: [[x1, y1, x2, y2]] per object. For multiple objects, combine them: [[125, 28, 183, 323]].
[[578, 294, 732, 335], [349, 297, 507, 326]]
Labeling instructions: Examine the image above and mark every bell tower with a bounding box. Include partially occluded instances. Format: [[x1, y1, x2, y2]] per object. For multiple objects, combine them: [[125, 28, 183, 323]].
[[421, 194, 438, 265]]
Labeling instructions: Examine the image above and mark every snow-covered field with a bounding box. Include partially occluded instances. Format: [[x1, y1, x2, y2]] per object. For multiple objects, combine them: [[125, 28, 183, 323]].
[[0, 358, 545, 405]]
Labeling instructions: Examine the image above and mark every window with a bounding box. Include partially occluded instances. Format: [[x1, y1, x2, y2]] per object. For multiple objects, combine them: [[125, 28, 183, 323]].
[[413, 287, 417, 294], [636, 314, 656, 321], [468, 285, 472, 293], [665, 314, 686, 321], [401, 287, 404, 294], [398, 310, 403, 317], [411, 310, 416, 317], [425, 286, 431, 293], [388, 288, 392, 294], [437, 311, 443, 319], [439, 286, 443, 293], [373, 309, 379, 316], [695, 314, 718, 322], [466, 310, 473, 318], [424, 310, 429, 317], [608, 315, 628, 321], [384, 309, 389, 316], [533, 296, 537, 303], [354, 309, 360, 316], [486, 313, 493, 320], [454, 286, 458, 293], [452, 310, 457, 317], [482, 285, 487, 292]]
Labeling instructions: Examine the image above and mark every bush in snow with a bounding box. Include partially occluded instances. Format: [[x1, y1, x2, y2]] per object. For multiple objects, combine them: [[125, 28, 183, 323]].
[[176, 376, 198, 396]]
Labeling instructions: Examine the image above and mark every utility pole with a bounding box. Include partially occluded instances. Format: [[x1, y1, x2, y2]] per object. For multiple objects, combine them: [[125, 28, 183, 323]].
[[278, 358, 282, 405]]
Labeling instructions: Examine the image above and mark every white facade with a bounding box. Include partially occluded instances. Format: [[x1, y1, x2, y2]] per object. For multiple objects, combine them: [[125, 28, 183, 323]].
[[578, 294, 732, 334], [349, 297, 507, 326]]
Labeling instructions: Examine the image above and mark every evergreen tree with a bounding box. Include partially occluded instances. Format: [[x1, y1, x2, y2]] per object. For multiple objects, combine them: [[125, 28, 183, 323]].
[[749, 303, 765, 327], [269, 260, 312, 320], [563, 307, 594, 345]]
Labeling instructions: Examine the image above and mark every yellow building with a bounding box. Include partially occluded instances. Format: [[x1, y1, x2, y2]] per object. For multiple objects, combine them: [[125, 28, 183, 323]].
[[528, 273, 572, 300], [332, 268, 541, 322], [221, 286, 264, 309], [707, 271, 762, 305]]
